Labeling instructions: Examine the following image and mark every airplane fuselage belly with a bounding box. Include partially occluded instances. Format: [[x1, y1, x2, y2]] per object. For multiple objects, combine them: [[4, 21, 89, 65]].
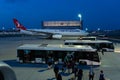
[[25, 29, 88, 37]]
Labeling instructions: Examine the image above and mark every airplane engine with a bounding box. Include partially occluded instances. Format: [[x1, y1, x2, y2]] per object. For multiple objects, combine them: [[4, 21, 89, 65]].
[[0, 62, 17, 80], [52, 34, 62, 39]]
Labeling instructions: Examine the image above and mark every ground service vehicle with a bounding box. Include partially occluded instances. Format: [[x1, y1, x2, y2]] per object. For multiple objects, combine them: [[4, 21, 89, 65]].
[[17, 44, 100, 65], [64, 40, 114, 52]]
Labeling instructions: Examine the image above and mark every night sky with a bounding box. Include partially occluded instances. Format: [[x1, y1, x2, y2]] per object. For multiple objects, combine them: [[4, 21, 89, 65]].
[[0, 0, 120, 30]]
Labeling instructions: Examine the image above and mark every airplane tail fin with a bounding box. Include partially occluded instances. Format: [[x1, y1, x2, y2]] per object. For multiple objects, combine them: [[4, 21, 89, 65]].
[[13, 18, 27, 30]]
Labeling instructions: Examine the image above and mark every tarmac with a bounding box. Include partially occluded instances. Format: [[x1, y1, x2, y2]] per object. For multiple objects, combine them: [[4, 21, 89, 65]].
[[0, 36, 120, 80]]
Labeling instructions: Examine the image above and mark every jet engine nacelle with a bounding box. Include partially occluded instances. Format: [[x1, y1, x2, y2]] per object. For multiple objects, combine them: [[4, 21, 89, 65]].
[[52, 34, 62, 39], [0, 62, 17, 80]]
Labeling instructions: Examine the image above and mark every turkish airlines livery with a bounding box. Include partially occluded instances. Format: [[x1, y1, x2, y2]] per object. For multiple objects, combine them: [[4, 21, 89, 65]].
[[13, 18, 88, 39]]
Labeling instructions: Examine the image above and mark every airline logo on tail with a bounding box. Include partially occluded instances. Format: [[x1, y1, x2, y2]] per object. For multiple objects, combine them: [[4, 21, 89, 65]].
[[13, 18, 26, 30]]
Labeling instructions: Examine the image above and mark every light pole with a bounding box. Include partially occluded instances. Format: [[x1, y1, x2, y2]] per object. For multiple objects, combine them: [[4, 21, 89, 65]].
[[78, 14, 82, 21], [2, 27, 5, 33], [12, 27, 15, 30], [2, 27, 5, 31], [97, 28, 100, 31], [78, 14, 82, 29], [85, 28, 88, 31]]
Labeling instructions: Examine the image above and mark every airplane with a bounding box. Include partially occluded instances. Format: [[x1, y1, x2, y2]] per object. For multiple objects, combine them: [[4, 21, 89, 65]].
[[0, 62, 17, 80], [13, 18, 89, 39]]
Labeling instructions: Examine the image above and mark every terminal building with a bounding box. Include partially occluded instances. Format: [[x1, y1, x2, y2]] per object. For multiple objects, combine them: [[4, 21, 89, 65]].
[[42, 20, 83, 29]]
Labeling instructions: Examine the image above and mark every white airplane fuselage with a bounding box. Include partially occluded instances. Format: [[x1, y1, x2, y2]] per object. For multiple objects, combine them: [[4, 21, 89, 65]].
[[26, 29, 89, 36]]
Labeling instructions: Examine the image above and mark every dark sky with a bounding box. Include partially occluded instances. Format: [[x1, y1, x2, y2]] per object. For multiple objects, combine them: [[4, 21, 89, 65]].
[[0, 0, 120, 30]]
